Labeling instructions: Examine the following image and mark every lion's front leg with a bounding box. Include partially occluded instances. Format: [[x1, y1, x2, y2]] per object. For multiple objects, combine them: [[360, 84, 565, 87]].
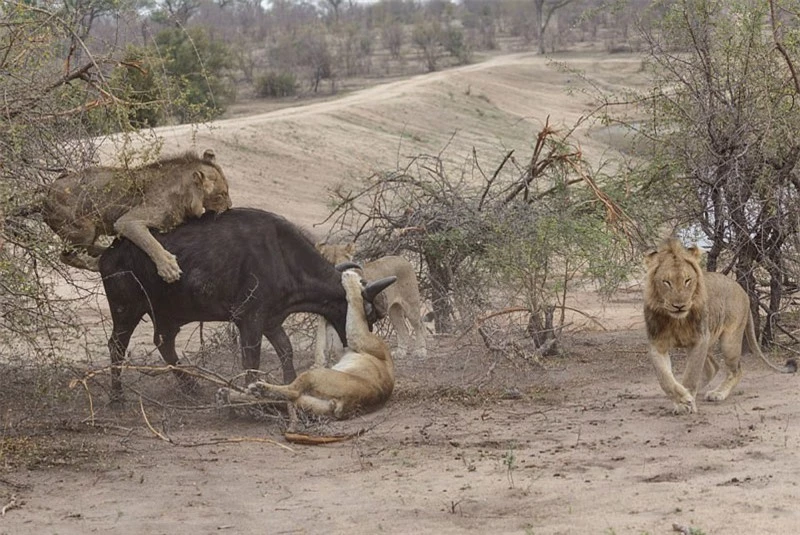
[[649, 345, 696, 414], [114, 211, 181, 283], [60, 250, 101, 272]]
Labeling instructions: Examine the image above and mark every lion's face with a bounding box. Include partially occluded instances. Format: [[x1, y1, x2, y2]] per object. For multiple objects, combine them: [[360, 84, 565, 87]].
[[198, 149, 232, 214], [200, 167, 232, 213], [645, 239, 705, 319], [316, 242, 357, 264]]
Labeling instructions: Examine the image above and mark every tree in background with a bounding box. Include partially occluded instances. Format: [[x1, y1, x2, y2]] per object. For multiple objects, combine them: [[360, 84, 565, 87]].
[[534, 0, 579, 54], [153, 26, 235, 121], [411, 18, 443, 72], [152, 0, 203, 26], [630, 0, 800, 345]]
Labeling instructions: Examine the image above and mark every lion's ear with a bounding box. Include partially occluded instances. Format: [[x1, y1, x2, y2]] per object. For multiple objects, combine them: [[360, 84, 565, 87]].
[[202, 149, 216, 163], [686, 245, 703, 259], [345, 242, 357, 257], [644, 249, 658, 268], [193, 170, 215, 194], [315, 241, 326, 252]]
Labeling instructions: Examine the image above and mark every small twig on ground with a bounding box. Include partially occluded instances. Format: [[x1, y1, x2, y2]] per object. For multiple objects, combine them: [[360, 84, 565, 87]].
[[1, 495, 20, 516], [175, 437, 295, 452], [70, 377, 95, 425], [139, 397, 172, 443]]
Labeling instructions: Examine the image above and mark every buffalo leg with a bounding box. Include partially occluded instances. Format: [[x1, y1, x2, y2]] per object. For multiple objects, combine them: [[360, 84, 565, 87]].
[[153, 324, 198, 392], [108, 315, 141, 403], [238, 319, 264, 383], [108, 306, 144, 403], [264, 326, 296, 383]]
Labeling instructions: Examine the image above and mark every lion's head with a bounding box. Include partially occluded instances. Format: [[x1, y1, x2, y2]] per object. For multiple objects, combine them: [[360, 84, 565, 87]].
[[644, 238, 707, 320], [316, 241, 357, 264], [195, 149, 232, 214]]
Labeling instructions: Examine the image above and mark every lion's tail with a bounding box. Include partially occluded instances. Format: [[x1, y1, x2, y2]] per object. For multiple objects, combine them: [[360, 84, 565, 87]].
[[745, 312, 797, 373]]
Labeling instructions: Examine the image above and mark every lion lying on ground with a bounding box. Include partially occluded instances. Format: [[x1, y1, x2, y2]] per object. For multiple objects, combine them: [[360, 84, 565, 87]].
[[315, 242, 427, 364], [39, 149, 231, 282], [644, 238, 796, 414], [217, 270, 397, 431]]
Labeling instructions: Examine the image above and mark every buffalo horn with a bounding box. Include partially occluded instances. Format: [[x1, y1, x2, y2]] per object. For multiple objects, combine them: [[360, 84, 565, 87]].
[[335, 261, 362, 272], [362, 276, 397, 303]]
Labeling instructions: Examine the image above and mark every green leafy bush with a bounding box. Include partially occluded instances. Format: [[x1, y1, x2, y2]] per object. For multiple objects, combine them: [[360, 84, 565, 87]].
[[256, 72, 297, 98], [153, 26, 235, 123]]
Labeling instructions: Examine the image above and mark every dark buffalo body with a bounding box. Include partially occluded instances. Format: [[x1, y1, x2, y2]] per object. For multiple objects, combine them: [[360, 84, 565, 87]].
[[99, 207, 349, 398]]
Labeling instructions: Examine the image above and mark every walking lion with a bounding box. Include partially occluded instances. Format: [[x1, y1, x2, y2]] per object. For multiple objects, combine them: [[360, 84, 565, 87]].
[[644, 238, 795, 414]]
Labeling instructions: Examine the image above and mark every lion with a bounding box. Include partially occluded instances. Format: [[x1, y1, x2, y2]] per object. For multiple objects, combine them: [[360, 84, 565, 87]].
[[39, 149, 231, 282], [644, 238, 796, 414], [217, 270, 397, 431], [314, 242, 427, 364]]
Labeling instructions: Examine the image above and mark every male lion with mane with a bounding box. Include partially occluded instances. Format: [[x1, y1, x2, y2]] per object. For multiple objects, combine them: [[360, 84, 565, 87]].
[[40, 149, 231, 282], [644, 238, 796, 414]]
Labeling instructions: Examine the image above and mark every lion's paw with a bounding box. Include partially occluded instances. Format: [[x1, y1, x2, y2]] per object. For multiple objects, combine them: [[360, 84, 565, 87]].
[[157, 254, 182, 283], [246, 381, 269, 398], [672, 396, 697, 415], [704, 390, 727, 402]]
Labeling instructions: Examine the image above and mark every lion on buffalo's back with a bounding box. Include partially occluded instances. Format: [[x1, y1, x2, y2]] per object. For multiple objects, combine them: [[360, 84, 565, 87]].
[[42, 149, 231, 282], [643, 238, 794, 414]]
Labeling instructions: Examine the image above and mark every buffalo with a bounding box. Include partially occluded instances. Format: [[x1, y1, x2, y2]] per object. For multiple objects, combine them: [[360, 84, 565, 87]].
[[99, 207, 389, 400]]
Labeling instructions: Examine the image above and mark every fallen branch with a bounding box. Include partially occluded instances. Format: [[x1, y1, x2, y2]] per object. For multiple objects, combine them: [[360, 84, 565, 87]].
[[176, 436, 295, 452], [70, 363, 257, 395], [283, 431, 365, 445], [460, 304, 606, 342], [138, 397, 294, 451]]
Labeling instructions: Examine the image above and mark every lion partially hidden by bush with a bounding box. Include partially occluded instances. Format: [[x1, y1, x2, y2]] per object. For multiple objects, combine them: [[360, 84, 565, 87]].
[[644, 238, 796, 414], [41, 149, 231, 282], [315, 242, 427, 363]]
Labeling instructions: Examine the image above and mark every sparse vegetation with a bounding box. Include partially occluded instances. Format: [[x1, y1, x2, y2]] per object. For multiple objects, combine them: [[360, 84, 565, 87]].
[[256, 71, 298, 98], [2, 1, 800, 530], [325, 122, 640, 351], [602, 0, 800, 345]]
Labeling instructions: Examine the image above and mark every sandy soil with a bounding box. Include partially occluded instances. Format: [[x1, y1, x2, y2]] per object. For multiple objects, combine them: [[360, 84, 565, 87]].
[[3, 51, 800, 535]]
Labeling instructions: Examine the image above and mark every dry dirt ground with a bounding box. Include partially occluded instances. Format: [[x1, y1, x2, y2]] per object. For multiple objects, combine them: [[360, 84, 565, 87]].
[[3, 51, 800, 534]]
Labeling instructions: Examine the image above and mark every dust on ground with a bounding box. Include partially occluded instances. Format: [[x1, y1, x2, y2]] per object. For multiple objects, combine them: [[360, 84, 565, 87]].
[[2, 323, 799, 535]]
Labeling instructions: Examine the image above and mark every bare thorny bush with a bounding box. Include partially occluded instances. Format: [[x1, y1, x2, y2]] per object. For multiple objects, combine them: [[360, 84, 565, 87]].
[[0, 2, 222, 433], [0, 2, 213, 362], [322, 121, 644, 358], [1, 2, 119, 365], [620, 0, 800, 348]]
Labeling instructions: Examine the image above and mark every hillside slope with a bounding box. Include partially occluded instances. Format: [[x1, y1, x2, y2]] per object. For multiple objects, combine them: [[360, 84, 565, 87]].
[[105, 52, 647, 233]]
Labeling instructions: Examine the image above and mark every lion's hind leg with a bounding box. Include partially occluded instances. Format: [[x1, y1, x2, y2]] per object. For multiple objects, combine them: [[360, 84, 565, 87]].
[[388, 303, 410, 358], [705, 333, 743, 402], [699, 354, 720, 391]]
